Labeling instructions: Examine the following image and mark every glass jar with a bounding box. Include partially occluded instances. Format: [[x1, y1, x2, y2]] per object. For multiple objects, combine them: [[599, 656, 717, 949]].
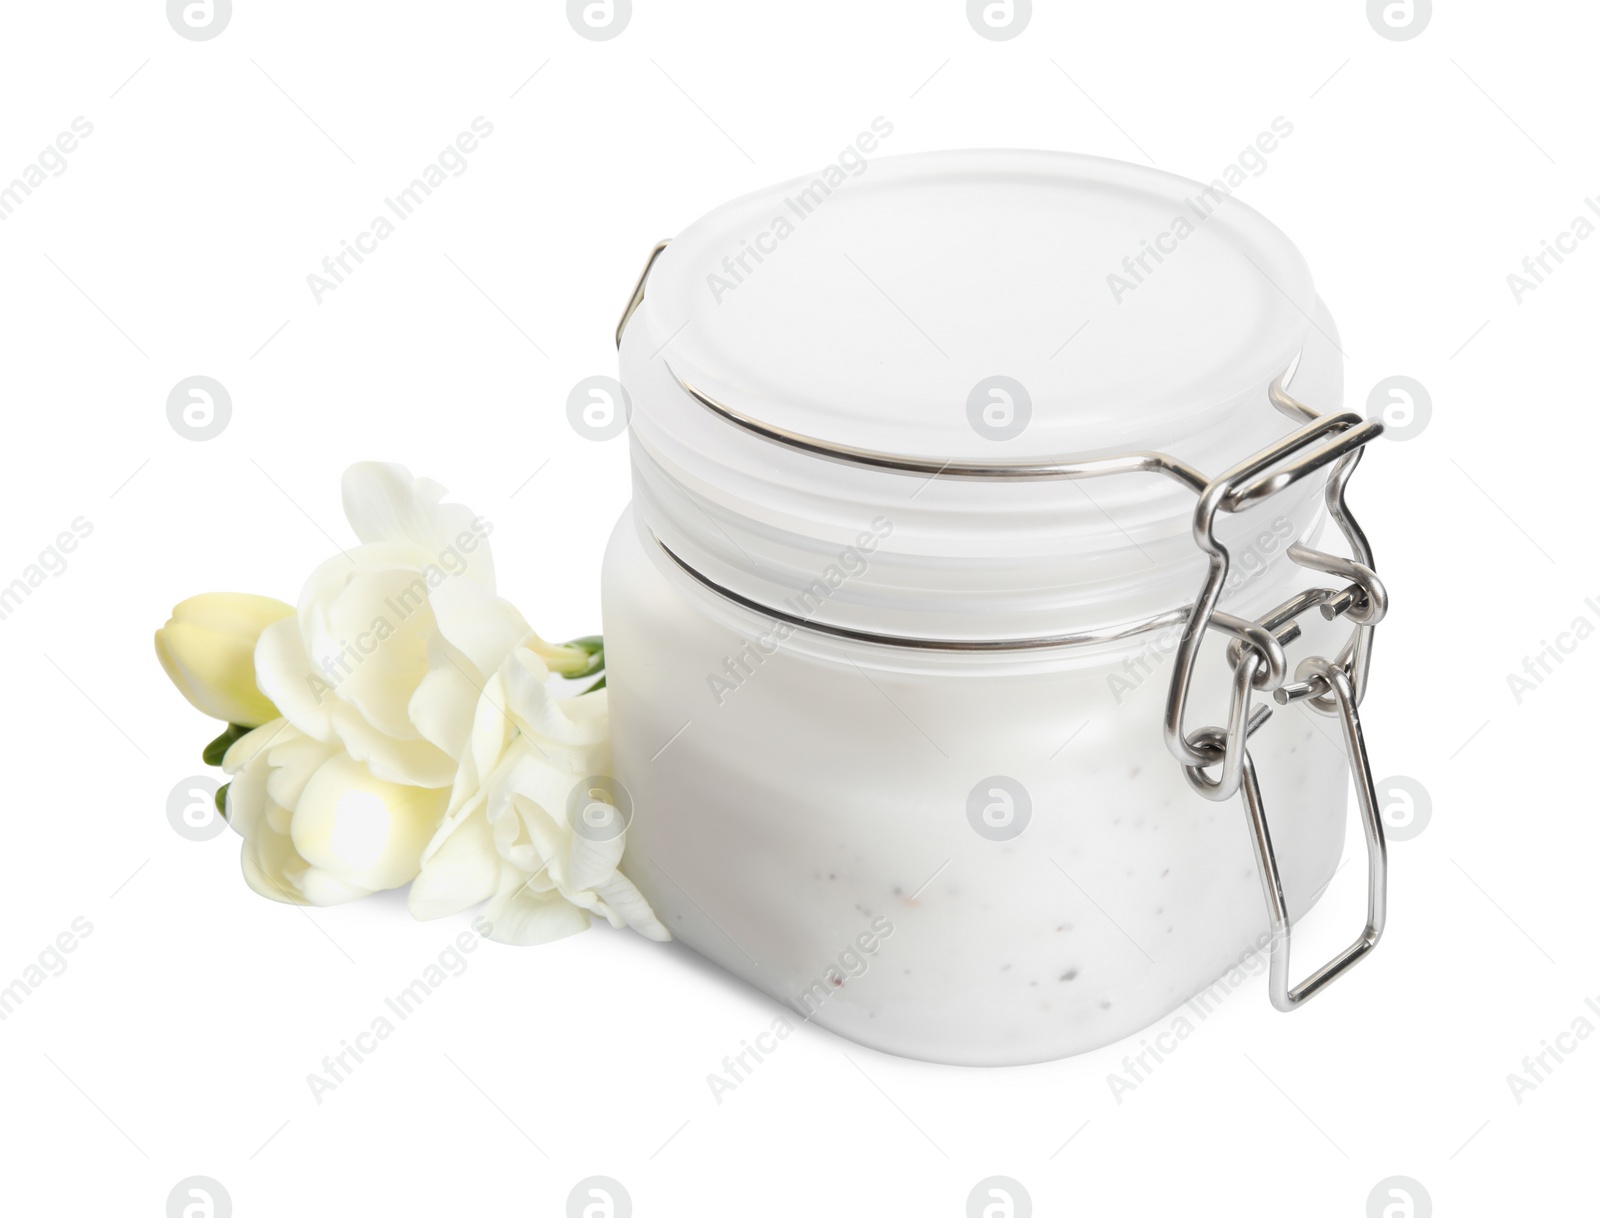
[[602, 150, 1388, 1065]]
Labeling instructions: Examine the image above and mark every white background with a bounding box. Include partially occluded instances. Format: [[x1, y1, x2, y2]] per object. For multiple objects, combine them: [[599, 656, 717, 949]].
[[1, 1, 1595, 1214]]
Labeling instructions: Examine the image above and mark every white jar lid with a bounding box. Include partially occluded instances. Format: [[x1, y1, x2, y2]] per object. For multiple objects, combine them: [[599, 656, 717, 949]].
[[635, 148, 1315, 462], [619, 150, 1336, 645]]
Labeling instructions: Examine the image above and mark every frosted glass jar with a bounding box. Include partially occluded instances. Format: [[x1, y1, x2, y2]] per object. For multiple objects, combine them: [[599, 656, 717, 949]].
[[602, 151, 1382, 1065]]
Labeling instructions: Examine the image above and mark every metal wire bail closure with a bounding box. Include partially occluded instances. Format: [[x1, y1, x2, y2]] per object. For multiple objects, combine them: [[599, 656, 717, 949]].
[[1164, 398, 1390, 1011]]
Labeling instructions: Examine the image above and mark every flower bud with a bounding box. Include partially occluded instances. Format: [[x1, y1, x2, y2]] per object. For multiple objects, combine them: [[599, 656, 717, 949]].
[[155, 592, 294, 727], [537, 634, 604, 678]]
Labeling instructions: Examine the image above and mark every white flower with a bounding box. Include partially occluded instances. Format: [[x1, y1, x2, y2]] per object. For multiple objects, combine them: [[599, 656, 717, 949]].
[[222, 720, 448, 905], [252, 462, 537, 788], [409, 639, 669, 946]]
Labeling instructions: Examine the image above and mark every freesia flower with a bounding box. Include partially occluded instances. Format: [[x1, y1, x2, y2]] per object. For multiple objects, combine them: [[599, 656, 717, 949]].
[[156, 461, 663, 942]]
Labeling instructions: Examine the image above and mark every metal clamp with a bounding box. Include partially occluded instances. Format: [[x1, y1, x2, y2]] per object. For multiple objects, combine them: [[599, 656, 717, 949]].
[[1161, 403, 1389, 1012], [1164, 409, 1385, 779]]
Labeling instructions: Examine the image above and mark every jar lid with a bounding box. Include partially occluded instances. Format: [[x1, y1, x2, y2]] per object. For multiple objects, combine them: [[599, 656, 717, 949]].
[[634, 148, 1315, 463], [618, 150, 1337, 646]]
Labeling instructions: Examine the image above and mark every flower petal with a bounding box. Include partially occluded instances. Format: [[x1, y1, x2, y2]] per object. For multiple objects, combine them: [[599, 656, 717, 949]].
[[565, 825, 626, 892], [340, 462, 495, 587], [481, 871, 591, 946], [241, 837, 314, 905], [222, 718, 293, 776], [429, 579, 528, 677], [504, 653, 609, 747], [252, 617, 337, 742], [264, 731, 339, 810], [409, 655, 482, 763], [326, 697, 455, 788], [594, 870, 672, 941], [289, 753, 448, 892], [292, 868, 374, 907], [409, 802, 500, 920], [305, 565, 434, 740]]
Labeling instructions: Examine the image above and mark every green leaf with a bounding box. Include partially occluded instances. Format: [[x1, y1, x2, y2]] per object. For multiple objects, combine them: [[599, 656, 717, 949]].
[[215, 782, 230, 820], [582, 675, 607, 694], [202, 723, 251, 767]]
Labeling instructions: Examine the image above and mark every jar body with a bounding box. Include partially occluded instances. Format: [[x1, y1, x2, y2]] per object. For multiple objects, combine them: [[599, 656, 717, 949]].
[[603, 507, 1348, 1065]]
